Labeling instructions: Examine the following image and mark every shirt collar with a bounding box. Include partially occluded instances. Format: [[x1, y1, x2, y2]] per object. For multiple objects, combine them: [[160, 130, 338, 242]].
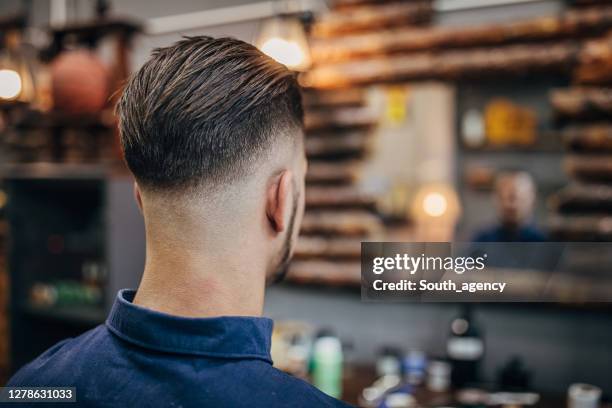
[[105, 289, 273, 364]]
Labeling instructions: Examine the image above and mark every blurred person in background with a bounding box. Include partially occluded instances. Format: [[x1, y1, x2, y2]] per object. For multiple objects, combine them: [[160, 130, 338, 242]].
[[7, 36, 350, 408], [473, 170, 546, 242]]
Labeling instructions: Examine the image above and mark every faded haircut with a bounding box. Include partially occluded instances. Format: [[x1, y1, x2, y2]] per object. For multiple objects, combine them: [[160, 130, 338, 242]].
[[116, 36, 303, 191]]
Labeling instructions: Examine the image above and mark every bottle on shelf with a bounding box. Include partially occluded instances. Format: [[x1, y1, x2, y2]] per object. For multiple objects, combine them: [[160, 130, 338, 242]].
[[426, 360, 451, 393], [568, 383, 601, 408], [446, 304, 484, 388], [311, 330, 343, 399], [402, 349, 427, 386]]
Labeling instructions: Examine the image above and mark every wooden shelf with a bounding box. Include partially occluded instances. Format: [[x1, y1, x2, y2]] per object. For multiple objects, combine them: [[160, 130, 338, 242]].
[[14, 110, 115, 130], [461, 145, 565, 154], [1, 162, 129, 180], [22, 304, 106, 326]]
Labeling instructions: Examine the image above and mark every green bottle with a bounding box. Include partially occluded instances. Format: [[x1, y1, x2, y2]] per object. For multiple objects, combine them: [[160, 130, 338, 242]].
[[312, 335, 343, 398]]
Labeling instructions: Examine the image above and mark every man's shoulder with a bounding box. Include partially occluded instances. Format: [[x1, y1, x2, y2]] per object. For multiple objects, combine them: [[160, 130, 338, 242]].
[[7, 325, 354, 407], [7, 325, 110, 386], [520, 225, 547, 242], [472, 225, 500, 242], [256, 364, 353, 407]]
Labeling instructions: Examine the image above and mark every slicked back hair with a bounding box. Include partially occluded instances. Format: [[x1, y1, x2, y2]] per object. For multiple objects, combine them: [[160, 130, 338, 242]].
[[117, 36, 303, 192]]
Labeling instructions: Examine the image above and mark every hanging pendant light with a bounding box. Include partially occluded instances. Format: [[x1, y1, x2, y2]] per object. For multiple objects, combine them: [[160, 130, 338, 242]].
[[256, 14, 311, 72], [0, 67, 22, 100], [411, 183, 462, 242], [0, 29, 36, 103]]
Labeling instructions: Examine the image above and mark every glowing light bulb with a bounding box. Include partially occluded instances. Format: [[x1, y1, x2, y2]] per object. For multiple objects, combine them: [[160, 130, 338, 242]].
[[0, 69, 22, 99], [423, 192, 448, 217], [261, 37, 305, 69]]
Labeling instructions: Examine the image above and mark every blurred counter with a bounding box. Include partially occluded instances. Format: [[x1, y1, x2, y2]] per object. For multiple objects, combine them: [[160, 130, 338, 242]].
[[342, 364, 571, 408]]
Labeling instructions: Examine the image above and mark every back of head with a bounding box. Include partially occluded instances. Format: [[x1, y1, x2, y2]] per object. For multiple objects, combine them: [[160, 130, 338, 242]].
[[116, 36, 303, 193]]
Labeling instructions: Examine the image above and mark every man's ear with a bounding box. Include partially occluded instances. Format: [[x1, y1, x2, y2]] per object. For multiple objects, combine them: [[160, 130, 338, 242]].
[[266, 170, 293, 233], [133, 182, 143, 213]]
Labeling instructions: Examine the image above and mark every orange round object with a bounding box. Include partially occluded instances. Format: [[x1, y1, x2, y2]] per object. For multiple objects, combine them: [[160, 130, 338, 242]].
[[50, 50, 109, 114]]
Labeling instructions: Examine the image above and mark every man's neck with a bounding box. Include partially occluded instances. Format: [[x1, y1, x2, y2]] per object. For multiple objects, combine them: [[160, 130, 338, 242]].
[[133, 188, 271, 318], [133, 244, 267, 318]]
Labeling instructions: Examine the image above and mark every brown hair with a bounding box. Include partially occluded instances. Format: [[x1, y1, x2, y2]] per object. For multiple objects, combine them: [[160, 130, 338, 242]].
[[116, 36, 303, 191]]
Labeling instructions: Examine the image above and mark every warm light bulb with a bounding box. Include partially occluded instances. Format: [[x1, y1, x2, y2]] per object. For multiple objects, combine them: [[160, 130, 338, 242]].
[[0, 69, 22, 99], [261, 37, 305, 68], [423, 192, 448, 217]]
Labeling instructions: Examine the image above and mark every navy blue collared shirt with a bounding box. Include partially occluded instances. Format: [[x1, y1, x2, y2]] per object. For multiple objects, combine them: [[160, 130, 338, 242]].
[[473, 224, 547, 242], [8, 289, 352, 407]]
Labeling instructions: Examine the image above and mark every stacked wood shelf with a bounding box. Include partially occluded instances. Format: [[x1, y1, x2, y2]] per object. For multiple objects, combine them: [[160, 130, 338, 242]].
[[287, 0, 444, 286], [548, 32, 612, 240], [302, 4, 612, 89], [292, 0, 612, 291], [288, 88, 383, 287]]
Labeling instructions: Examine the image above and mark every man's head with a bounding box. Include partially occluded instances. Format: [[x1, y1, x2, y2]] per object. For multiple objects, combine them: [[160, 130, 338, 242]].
[[117, 36, 306, 284], [494, 170, 536, 229]]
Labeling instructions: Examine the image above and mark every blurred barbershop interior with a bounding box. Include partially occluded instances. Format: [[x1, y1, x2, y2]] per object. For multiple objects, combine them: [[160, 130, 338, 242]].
[[0, 0, 611, 406]]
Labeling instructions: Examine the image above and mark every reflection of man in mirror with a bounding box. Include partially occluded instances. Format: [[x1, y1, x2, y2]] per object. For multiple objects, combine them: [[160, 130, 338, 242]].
[[473, 170, 546, 242]]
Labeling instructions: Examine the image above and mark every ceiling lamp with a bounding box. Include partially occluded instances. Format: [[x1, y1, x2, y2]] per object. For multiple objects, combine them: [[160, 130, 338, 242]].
[[0, 30, 36, 103], [0, 68, 22, 100], [412, 183, 462, 241], [256, 14, 311, 71]]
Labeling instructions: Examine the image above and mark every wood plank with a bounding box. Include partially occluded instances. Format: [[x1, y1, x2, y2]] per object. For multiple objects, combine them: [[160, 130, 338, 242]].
[[551, 87, 612, 119], [301, 42, 578, 89], [306, 161, 362, 185], [305, 106, 378, 131], [565, 154, 612, 182], [305, 185, 377, 209], [302, 88, 366, 108], [294, 236, 362, 259], [305, 132, 371, 158], [550, 183, 612, 214], [561, 124, 612, 152], [311, 6, 612, 63], [312, 1, 432, 39], [548, 214, 612, 241], [300, 210, 383, 237], [575, 31, 612, 85], [287, 260, 361, 286], [330, 0, 403, 11]]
